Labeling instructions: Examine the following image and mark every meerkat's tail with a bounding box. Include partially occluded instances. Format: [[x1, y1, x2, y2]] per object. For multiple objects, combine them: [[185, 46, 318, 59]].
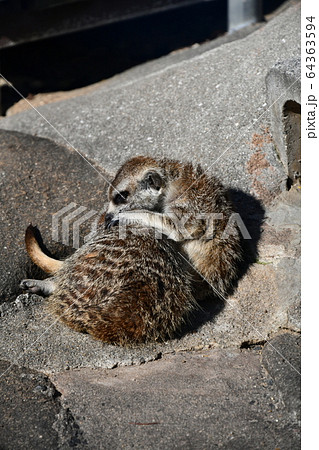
[[25, 224, 63, 274]]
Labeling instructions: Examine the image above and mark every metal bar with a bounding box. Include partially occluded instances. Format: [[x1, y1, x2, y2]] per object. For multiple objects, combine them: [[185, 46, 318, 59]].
[[228, 0, 263, 32]]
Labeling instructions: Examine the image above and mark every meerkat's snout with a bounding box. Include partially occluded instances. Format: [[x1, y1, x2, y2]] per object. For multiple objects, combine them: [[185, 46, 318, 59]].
[[104, 213, 114, 227]]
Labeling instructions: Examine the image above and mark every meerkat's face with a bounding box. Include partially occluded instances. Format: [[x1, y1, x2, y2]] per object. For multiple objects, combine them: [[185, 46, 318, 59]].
[[107, 168, 166, 216]]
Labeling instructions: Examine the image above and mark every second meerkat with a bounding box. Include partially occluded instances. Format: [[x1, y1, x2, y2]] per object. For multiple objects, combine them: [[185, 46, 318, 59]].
[[105, 156, 243, 298]]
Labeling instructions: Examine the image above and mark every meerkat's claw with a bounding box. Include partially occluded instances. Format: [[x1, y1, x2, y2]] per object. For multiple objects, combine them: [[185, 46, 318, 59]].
[[20, 279, 38, 290]]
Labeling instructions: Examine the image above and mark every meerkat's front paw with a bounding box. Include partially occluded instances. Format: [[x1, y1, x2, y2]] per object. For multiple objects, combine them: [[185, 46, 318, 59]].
[[20, 279, 56, 296], [20, 279, 40, 292]]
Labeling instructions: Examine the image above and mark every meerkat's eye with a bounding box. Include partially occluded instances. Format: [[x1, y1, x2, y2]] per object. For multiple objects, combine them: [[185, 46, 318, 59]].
[[142, 172, 162, 191], [147, 174, 155, 187], [113, 190, 129, 205]]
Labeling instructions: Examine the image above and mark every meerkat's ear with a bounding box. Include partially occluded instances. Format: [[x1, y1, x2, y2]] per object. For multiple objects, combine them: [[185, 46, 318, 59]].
[[141, 171, 163, 191]]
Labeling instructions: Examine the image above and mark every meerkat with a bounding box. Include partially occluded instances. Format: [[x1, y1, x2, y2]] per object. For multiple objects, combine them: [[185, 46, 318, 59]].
[[20, 221, 197, 345], [105, 156, 243, 298], [20, 156, 242, 344]]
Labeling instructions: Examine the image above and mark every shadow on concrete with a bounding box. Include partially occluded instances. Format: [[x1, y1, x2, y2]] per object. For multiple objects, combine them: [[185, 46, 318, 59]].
[[178, 188, 265, 337]]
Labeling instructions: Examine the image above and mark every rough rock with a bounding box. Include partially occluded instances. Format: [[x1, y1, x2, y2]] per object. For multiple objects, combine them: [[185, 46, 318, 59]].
[[0, 129, 300, 372], [0, 359, 86, 449], [0, 129, 110, 302], [262, 333, 301, 421]]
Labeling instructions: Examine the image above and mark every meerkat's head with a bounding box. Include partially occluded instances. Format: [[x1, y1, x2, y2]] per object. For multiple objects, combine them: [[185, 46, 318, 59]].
[[107, 156, 167, 216]]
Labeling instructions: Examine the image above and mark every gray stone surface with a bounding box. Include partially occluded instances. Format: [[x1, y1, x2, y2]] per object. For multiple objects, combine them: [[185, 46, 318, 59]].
[[0, 2, 301, 203], [49, 346, 300, 449]]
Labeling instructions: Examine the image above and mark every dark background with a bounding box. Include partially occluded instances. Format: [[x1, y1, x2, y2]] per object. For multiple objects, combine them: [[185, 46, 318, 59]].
[[0, 0, 286, 114]]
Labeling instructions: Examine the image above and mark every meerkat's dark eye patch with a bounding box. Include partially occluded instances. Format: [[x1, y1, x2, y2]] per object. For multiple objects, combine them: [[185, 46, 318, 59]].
[[141, 172, 163, 191], [113, 190, 129, 205]]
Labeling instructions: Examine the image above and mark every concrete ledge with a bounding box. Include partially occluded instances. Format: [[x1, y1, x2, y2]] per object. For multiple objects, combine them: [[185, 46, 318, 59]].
[[266, 58, 301, 186]]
